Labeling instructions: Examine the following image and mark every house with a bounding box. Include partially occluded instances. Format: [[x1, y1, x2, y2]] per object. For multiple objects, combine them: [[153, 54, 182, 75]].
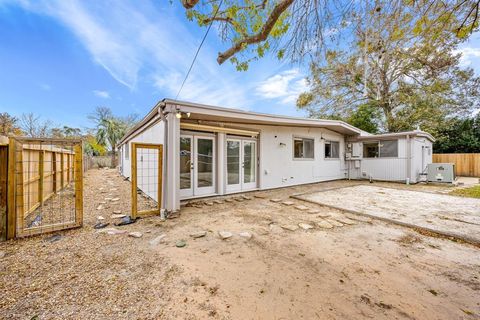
[[117, 99, 434, 212]]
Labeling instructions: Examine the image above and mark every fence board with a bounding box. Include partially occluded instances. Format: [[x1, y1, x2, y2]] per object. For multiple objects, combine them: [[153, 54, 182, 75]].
[[433, 153, 480, 177]]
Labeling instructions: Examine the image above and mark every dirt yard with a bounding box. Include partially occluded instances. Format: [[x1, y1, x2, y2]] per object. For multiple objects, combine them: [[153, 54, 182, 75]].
[[1, 168, 479, 319]]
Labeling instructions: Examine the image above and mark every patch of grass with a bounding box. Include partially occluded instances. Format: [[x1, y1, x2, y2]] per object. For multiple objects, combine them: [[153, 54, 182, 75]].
[[450, 185, 480, 198]]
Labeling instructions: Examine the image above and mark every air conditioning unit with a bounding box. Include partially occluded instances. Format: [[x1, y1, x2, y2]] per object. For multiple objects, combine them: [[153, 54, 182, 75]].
[[427, 163, 455, 183]]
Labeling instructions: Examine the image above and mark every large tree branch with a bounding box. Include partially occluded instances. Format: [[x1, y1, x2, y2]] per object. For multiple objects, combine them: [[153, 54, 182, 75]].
[[216, 0, 295, 64], [182, 0, 200, 9]]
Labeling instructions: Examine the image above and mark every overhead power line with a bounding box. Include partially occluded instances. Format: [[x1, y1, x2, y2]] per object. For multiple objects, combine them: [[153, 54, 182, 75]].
[[175, 0, 224, 100]]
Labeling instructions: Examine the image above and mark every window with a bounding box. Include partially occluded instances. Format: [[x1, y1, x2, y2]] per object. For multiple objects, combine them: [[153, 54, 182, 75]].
[[293, 137, 314, 159], [325, 141, 339, 159], [125, 143, 130, 160], [363, 140, 398, 158]]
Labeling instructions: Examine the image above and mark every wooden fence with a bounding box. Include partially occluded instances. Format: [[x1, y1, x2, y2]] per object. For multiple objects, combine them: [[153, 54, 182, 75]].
[[433, 153, 480, 177], [1, 136, 83, 239]]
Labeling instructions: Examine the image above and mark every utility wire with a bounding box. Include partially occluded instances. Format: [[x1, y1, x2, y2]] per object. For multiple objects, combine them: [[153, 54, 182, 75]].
[[175, 0, 224, 100]]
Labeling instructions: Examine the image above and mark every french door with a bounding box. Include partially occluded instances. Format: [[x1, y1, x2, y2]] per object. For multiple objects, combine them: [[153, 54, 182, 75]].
[[180, 135, 216, 198], [226, 139, 257, 193]]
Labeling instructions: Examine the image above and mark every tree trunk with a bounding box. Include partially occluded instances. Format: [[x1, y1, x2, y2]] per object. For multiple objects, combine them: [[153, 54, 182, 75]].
[[111, 145, 116, 169]]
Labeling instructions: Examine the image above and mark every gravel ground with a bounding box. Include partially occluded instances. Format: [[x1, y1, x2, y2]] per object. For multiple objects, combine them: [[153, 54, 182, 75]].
[[0, 168, 479, 319]]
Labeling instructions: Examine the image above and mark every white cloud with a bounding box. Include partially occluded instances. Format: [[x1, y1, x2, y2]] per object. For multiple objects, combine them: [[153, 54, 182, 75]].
[[454, 47, 480, 67], [39, 83, 51, 91], [93, 90, 110, 99], [256, 69, 307, 104]]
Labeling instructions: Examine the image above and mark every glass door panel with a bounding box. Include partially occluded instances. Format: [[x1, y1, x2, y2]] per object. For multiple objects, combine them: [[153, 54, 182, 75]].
[[243, 141, 256, 185], [226, 139, 241, 192], [195, 137, 215, 195], [180, 136, 193, 197]]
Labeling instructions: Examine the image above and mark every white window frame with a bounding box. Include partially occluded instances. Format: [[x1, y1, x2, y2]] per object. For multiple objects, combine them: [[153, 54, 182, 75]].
[[324, 140, 340, 159], [363, 140, 398, 158], [293, 136, 315, 160], [125, 143, 130, 160]]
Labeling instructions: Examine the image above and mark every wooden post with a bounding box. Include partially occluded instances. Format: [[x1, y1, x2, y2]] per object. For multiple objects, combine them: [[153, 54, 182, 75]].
[[60, 152, 64, 188], [131, 143, 137, 218], [0, 145, 8, 241], [7, 138, 16, 239], [74, 143, 83, 226], [14, 140, 24, 237], [66, 153, 70, 184], [52, 152, 57, 193], [38, 150, 44, 207]]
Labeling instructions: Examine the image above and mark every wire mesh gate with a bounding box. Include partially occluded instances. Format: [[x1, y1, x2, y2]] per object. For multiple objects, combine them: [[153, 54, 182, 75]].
[[131, 143, 163, 218], [6, 137, 83, 238]]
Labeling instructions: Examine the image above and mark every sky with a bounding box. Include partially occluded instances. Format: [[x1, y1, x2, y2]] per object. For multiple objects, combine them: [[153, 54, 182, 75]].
[[1, 0, 480, 130]]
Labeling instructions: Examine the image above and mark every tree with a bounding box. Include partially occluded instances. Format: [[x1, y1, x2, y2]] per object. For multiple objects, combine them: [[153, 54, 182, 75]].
[[51, 126, 82, 138], [346, 104, 381, 134], [19, 113, 52, 138], [0, 112, 23, 136], [434, 114, 480, 153], [296, 0, 480, 132], [89, 107, 137, 168], [181, 0, 480, 68]]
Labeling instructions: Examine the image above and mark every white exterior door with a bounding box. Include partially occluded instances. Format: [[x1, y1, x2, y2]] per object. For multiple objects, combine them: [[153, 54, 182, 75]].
[[180, 134, 216, 198], [226, 138, 257, 192]]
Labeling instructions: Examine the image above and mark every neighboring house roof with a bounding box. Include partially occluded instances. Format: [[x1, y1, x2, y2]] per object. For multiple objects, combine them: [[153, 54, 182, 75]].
[[354, 130, 435, 142]]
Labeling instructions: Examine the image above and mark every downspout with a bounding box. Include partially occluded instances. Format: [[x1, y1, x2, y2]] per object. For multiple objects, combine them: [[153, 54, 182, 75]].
[[406, 134, 411, 184]]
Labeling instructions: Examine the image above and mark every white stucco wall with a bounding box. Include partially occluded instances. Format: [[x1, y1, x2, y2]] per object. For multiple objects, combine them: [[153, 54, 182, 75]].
[[252, 125, 347, 189], [120, 120, 165, 180]]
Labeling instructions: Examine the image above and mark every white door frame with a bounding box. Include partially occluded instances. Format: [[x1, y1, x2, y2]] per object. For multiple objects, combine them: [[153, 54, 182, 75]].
[[194, 135, 216, 196], [226, 137, 257, 192]]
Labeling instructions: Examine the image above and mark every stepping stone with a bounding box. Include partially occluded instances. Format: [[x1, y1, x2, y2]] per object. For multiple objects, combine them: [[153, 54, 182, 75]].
[[307, 209, 320, 214], [235, 198, 244, 202], [239, 231, 252, 239], [327, 219, 344, 227], [113, 210, 122, 214], [105, 197, 112, 201], [93, 222, 109, 229], [204, 201, 214, 206], [111, 198, 120, 202], [111, 214, 127, 219], [97, 216, 105, 221], [316, 221, 333, 229], [218, 231, 233, 239], [176, 240, 187, 248], [149, 234, 166, 246], [241, 195, 252, 200], [254, 194, 267, 199], [96, 205, 104, 210], [281, 225, 299, 231], [336, 217, 356, 225], [270, 199, 282, 203], [97, 228, 127, 235], [256, 227, 270, 235], [128, 232, 143, 238], [225, 198, 234, 203], [298, 223, 314, 230], [294, 205, 309, 211], [282, 201, 294, 206], [213, 200, 224, 204], [190, 231, 207, 238]]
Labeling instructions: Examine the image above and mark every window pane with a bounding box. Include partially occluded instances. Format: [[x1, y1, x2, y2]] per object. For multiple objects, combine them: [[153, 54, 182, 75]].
[[325, 143, 331, 158], [331, 141, 339, 158], [294, 139, 303, 158], [197, 138, 213, 187], [227, 140, 240, 185], [363, 142, 379, 158], [304, 139, 314, 158], [180, 137, 191, 189], [379, 140, 398, 157], [244, 142, 256, 183]]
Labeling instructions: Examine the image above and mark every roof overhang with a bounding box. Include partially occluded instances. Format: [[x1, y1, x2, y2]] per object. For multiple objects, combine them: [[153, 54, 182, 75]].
[[164, 99, 362, 135], [351, 131, 435, 142]]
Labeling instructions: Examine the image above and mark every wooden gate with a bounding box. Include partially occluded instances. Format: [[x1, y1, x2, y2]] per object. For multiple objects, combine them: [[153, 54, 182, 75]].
[[131, 143, 163, 218], [2, 137, 83, 239]]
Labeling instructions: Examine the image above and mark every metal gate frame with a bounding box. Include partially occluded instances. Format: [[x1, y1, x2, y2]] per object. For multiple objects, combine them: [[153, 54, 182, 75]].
[[131, 143, 163, 218], [5, 137, 83, 239]]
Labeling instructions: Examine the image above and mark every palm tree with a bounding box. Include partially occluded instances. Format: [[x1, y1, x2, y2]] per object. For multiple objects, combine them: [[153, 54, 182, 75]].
[[89, 107, 125, 168], [96, 117, 126, 168]]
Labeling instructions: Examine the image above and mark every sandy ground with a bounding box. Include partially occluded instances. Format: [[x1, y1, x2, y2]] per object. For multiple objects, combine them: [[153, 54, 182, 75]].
[[296, 185, 480, 244], [0, 168, 479, 319]]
